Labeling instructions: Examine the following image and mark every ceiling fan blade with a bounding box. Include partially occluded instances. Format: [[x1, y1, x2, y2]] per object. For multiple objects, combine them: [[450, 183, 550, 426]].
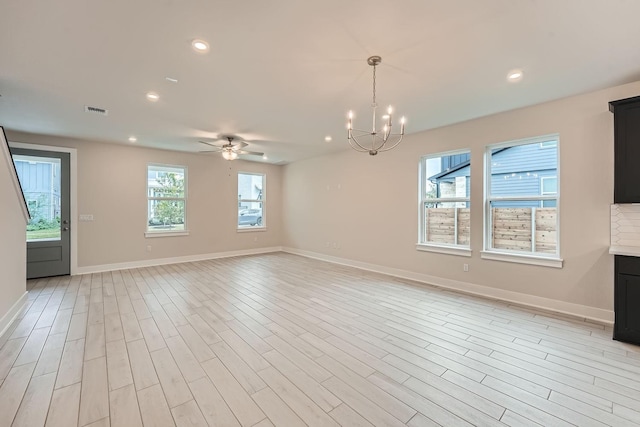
[[230, 141, 248, 150], [238, 150, 264, 156], [199, 140, 220, 148]]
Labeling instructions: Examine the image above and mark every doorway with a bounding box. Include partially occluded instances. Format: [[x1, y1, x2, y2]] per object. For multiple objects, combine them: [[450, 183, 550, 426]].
[[10, 147, 71, 278]]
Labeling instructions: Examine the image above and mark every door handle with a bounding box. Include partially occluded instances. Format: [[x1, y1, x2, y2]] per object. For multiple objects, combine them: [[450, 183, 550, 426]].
[[63, 227, 69, 231]]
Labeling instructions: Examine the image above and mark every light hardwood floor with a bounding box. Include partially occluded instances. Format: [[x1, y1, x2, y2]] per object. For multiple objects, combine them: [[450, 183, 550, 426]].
[[1, 252, 639, 426]]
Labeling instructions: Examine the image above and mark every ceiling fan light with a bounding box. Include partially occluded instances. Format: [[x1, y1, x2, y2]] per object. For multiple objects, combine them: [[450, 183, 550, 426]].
[[222, 150, 238, 160]]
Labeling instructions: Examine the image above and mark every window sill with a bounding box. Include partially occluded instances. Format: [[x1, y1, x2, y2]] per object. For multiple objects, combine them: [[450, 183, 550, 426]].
[[480, 250, 563, 268], [145, 230, 190, 238], [237, 227, 267, 233], [416, 243, 472, 257]]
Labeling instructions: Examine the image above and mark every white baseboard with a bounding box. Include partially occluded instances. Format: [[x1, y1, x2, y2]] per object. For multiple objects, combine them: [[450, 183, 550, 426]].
[[0, 292, 28, 340], [282, 247, 614, 325], [76, 246, 283, 275]]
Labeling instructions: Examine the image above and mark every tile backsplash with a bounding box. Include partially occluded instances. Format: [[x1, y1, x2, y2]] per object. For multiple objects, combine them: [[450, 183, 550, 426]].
[[611, 204, 640, 248]]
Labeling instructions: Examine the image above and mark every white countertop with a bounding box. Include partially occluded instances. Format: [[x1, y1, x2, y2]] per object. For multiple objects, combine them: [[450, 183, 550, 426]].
[[609, 245, 640, 257]]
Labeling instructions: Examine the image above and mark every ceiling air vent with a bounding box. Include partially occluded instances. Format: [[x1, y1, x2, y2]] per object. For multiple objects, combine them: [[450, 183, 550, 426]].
[[84, 105, 109, 116]]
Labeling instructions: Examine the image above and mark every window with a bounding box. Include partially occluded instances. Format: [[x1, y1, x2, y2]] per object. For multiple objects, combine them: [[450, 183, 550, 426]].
[[238, 172, 265, 229], [484, 135, 560, 265], [418, 150, 470, 254], [147, 164, 186, 234]]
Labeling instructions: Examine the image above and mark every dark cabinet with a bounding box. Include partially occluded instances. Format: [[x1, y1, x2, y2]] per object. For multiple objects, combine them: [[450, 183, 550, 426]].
[[614, 256, 640, 345], [611, 95, 640, 346], [609, 95, 640, 203]]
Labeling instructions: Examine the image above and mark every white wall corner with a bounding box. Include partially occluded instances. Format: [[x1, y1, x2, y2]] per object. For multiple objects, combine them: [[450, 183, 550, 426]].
[[281, 246, 614, 325], [0, 292, 28, 340]]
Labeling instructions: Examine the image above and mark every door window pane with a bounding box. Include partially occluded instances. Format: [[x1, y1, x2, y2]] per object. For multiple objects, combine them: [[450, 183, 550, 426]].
[[13, 155, 62, 241]]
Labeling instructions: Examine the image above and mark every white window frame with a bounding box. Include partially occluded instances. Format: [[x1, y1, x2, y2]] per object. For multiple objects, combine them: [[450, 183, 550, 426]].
[[417, 149, 471, 257], [237, 172, 266, 232], [482, 134, 562, 268], [540, 175, 558, 208], [540, 140, 557, 149], [145, 163, 188, 238]]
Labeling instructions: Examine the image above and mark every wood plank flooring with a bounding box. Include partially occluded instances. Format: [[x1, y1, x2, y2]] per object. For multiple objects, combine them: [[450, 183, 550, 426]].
[[1, 252, 639, 426]]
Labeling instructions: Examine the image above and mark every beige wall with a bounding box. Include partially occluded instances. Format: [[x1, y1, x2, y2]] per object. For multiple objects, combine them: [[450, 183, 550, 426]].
[[6, 132, 283, 270], [0, 135, 27, 332], [283, 81, 640, 314], [4, 80, 640, 319]]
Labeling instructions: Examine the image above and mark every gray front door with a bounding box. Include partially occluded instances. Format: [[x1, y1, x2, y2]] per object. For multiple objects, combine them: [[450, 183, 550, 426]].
[[10, 148, 70, 279]]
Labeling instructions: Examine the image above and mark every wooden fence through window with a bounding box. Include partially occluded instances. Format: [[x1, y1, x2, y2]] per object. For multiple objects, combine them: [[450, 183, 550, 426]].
[[425, 207, 556, 253]]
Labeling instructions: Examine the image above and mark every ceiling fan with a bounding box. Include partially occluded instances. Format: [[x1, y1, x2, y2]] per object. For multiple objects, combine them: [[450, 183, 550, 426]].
[[199, 135, 264, 160]]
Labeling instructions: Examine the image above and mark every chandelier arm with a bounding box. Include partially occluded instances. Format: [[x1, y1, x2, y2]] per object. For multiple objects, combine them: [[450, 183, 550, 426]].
[[348, 134, 373, 152], [368, 134, 388, 151], [376, 134, 405, 152], [347, 137, 371, 152], [382, 124, 392, 142]]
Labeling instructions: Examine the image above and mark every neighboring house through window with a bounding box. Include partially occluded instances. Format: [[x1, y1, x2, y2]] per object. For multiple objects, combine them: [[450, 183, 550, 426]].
[[484, 135, 560, 263], [238, 172, 265, 229], [147, 164, 186, 234], [418, 150, 471, 254], [13, 155, 62, 241]]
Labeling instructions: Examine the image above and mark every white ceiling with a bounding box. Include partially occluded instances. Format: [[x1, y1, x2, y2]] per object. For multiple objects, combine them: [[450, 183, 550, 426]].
[[1, 0, 640, 164]]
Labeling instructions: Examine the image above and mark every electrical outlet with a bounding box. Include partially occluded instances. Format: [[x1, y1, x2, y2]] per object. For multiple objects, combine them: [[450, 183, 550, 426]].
[[79, 214, 94, 221], [146, 245, 152, 253], [463, 263, 469, 272]]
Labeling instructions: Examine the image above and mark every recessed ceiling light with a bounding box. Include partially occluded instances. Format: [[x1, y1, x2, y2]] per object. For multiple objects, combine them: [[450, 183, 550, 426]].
[[507, 69, 523, 82], [262, 154, 268, 160], [324, 136, 332, 142], [128, 136, 137, 143], [146, 92, 159, 101], [191, 39, 210, 53]]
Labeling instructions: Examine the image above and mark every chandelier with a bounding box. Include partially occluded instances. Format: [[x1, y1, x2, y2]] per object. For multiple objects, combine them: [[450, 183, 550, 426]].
[[347, 56, 406, 155]]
